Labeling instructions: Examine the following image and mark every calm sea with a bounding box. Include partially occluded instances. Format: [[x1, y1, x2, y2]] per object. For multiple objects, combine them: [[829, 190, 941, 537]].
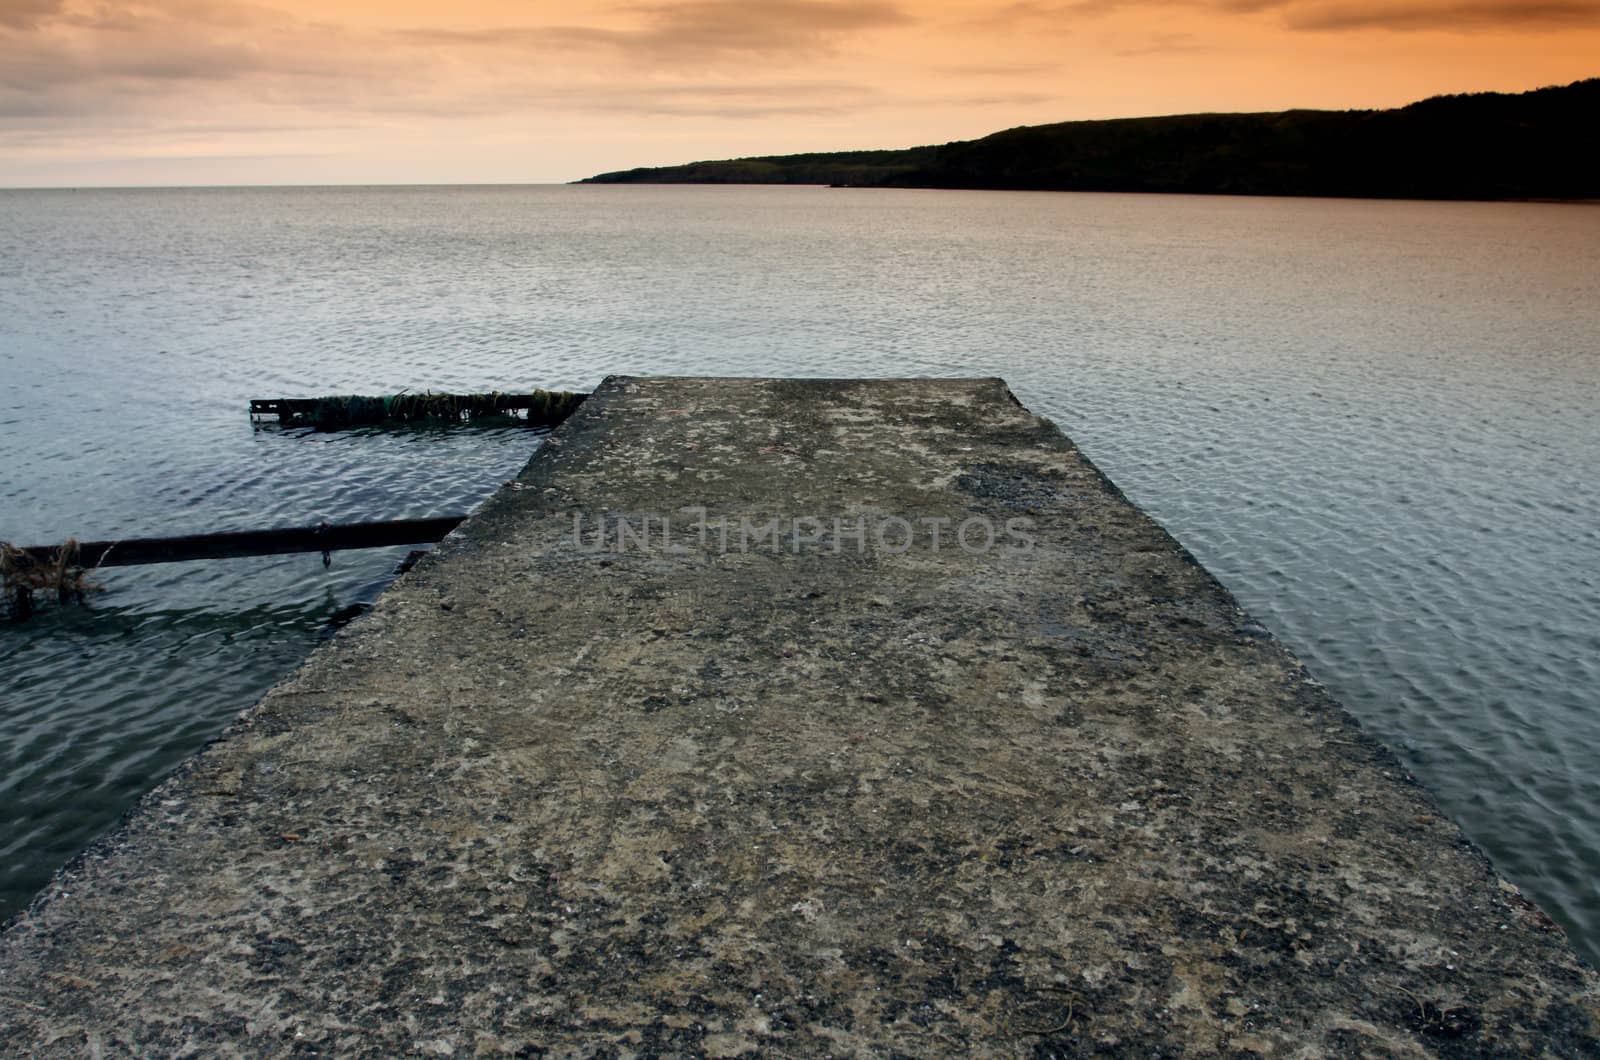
[[2, 185, 1597, 962]]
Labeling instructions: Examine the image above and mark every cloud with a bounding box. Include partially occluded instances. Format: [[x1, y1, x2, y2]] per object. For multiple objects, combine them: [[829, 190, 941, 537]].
[[964, 2, 1077, 30], [939, 62, 1063, 76], [1, 1, 903, 131], [509, 79, 1054, 119], [939, 91, 1060, 105], [579, 0, 914, 61], [428, 79, 888, 120], [970, 0, 1599, 31], [403, 0, 914, 64], [0, 0, 406, 121], [1288, 0, 1600, 31], [0, 0, 62, 30], [973, 0, 1286, 23], [1115, 30, 1215, 53], [561, 86, 877, 119]]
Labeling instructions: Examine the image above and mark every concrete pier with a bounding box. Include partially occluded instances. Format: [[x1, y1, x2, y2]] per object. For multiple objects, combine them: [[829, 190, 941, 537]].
[[2, 377, 1596, 1055]]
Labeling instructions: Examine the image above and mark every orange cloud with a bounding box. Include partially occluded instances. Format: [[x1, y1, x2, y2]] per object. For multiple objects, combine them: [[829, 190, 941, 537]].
[[978, 0, 1600, 31], [0, 0, 61, 29], [1288, 1, 1600, 31], [401, 1, 913, 67]]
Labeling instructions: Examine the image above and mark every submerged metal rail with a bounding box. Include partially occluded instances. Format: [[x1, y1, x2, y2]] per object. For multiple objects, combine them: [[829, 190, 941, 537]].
[[8, 516, 465, 569]]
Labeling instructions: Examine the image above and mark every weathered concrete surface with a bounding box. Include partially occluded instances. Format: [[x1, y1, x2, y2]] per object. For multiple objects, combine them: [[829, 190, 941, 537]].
[[2, 376, 1596, 1057]]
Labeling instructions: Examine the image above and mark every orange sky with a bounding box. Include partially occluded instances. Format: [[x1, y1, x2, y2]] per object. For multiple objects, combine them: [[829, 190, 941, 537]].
[[1, 0, 1596, 186]]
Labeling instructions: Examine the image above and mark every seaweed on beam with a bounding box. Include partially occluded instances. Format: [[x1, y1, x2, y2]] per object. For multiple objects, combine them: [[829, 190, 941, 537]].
[[249, 389, 586, 431]]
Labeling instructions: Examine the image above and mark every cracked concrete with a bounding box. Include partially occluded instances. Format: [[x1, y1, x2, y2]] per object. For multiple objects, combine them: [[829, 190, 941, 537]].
[[1, 376, 1596, 1056]]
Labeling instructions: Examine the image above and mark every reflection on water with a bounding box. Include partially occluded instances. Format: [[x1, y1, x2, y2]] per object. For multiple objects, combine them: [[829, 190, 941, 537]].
[[1, 186, 1597, 965]]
